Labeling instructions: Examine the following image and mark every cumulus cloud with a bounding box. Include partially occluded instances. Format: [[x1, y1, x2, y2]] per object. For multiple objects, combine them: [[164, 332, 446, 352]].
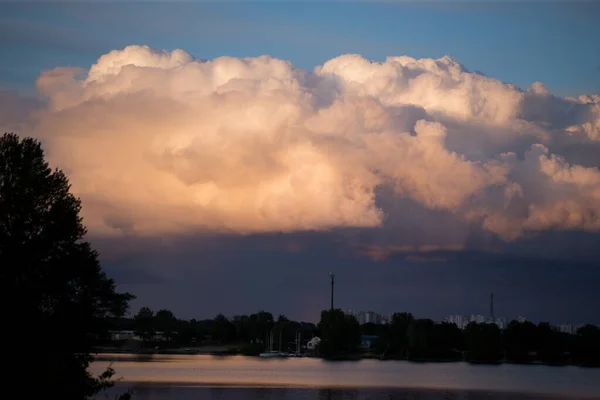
[[7, 45, 598, 244]]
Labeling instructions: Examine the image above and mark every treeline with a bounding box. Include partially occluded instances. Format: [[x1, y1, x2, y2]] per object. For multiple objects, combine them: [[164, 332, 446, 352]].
[[108, 308, 600, 366], [362, 313, 600, 366], [107, 307, 318, 354]]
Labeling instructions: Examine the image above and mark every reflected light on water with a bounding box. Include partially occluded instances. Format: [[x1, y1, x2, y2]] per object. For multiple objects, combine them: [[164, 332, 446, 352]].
[[90, 354, 600, 399]]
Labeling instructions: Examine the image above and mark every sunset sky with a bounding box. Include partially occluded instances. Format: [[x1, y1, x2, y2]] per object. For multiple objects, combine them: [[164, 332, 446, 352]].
[[1, 1, 600, 323]]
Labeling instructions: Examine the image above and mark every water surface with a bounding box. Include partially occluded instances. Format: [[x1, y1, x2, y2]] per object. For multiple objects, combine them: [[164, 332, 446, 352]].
[[91, 354, 600, 399]]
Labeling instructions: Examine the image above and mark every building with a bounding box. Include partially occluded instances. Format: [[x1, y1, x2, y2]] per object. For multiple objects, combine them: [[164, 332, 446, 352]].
[[307, 337, 321, 350], [356, 311, 367, 325], [495, 317, 507, 330], [471, 314, 486, 324], [345, 309, 388, 325], [447, 314, 466, 329], [110, 330, 141, 341], [558, 323, 588, 334], [559, 324, 575, 334], [109, 330, 173, 341], [365, 311, 381, 324], [359, 335, 378, 350], [445, 314, 507, 330]]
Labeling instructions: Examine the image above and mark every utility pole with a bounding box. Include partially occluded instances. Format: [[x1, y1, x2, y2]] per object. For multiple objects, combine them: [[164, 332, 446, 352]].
[[490, 292, 494, 321], [328, 272, 336, 356], [330, 272, 335, 311]]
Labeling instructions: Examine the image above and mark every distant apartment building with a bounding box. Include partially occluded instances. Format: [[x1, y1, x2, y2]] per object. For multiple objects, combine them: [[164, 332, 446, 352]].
[[445, 314, 507, 330], [557, 323, 588, 334], [446, 314, 467, 329], [345, 310, 389, 325], [365, 311, 381, 324], [559, 324, 575, 334], [443, 315, 598, 332], [471, 314, 486, 324], [495, 317, 507, 330]]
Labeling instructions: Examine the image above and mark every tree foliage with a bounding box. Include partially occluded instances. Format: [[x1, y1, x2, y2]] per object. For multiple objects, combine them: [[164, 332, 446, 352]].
[[375, 312, 413, 358], [134, 307, 156, 340], [573, 324, 600, 366], [155, 309, 178, 340], [111, 303, 600, 366], [1, 133, 134, 399], [212, 313, 237, 342], [119, 307, 317, 355], [464, 322, 503, 362], [406, 319, 462, 360], [317, 309, 361, 358]]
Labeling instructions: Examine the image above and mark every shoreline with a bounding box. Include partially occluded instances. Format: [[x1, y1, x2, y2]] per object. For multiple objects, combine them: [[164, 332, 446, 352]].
[[92, 348, 599, 367]]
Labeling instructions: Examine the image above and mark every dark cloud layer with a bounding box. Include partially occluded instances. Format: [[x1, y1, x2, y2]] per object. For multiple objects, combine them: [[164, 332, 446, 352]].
[[96, 231, 600, 324]]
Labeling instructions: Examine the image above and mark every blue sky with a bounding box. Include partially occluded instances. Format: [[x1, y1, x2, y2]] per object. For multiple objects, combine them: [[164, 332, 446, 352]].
[[1, 1, 599, 97]]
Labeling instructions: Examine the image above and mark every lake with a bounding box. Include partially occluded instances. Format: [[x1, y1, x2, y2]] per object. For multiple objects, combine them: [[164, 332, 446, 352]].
[[90, 354, 600, 399]]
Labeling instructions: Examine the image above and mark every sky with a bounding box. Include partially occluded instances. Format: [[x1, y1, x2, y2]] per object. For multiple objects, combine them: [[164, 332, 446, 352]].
[[1, 1, 600, 324]]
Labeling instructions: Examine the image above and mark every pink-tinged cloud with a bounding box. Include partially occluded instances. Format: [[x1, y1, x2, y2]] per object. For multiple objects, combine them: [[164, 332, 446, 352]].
[[353, 243, 464, 262], [404, 255, 448, 264], [4, 45, 600, 244]]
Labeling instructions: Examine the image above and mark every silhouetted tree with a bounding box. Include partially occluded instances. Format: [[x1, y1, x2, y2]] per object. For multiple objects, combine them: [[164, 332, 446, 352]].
[[535, 322, 568, 365], [249, 310, 274, 344], [176, 319, 198, 344], [430, 322, 462, 360], [108, 316, 135, 333], [573, 324, 600, 366], [504, 320, 537, 363], [377, 312, 413, 358], [361, 322, 379, 336], [232, 315, 252, 342], [317, 309, 361, 358], [1, 133, 134, 399], [465, 322, 503, 363], [407, 319, 435, 359], [212, 313, 236, 342], [275, 314, 293, 351], [155, 309, 178, 341], [134, 307, 156, 341]]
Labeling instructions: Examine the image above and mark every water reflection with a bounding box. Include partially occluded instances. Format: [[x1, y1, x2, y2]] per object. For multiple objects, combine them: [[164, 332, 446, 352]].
[[90, 354, 600, 400], [103, 385, 582, 400], [94, 354, 182, 363]]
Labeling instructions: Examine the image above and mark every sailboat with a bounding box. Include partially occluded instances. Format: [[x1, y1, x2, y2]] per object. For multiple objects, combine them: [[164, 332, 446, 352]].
[[290, 330, 304, 357], [259, 329, 283, 357]]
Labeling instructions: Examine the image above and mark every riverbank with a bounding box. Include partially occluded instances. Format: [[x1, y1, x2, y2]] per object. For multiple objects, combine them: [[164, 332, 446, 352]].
[[93, 347, 599, 367], [94, 344, 241, 355]]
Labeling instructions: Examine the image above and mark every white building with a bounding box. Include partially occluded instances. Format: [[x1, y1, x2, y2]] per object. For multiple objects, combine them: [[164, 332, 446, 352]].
[[447, 314, 464, 328], [110, 330, 142, 341], [365, 311, 381, 324], [495, 318, 507, 330], [559, 324, 574, 334], [446, 314, 506, 330], [307, 337, 321, 350], [345, 310, 388, 325]]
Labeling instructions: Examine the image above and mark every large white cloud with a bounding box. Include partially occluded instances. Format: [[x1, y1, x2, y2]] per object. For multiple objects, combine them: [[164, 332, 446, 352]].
[[9, 45, 599, 242]]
